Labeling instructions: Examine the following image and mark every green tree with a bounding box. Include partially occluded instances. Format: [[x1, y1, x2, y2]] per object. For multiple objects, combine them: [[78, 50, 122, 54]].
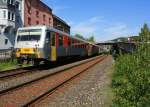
[[139, 23, 150, 42], [75, 34, 85, 40], [87, 36, 95, 42], [75, 34, 95, 42]]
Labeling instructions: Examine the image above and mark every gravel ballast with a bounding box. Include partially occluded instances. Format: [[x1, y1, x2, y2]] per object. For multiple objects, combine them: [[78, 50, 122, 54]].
[[33, 55, 114, 107]]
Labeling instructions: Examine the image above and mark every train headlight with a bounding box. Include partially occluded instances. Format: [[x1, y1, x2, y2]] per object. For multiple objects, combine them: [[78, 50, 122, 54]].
[[17, 49, 21, 52], [33, 48, 37, 52]]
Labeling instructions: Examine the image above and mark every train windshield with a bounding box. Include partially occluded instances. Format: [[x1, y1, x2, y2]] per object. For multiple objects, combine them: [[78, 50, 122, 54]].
[[17, 29, 42, 42]]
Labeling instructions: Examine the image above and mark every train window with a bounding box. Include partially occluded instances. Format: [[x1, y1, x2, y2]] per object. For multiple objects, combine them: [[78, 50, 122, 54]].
[[72, 39, 75, 47], [46, 32, 50, 41], [77, 40, 79, 48], [59, 35, 63, 46], [74, 39, 76, 44], [51, 32, 55, 46], [72, 39, 74, 44], [68, 38, 71, 46], [17, 36, 20, 42], [17, 35, 41, 41], [17, 29, 41, 41], [74, 39, 77, 47]]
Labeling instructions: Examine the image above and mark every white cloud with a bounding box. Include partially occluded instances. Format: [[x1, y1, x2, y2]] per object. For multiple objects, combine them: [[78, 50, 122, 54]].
[[72, 18, 138, 42], [99, 23, 138, 41], [72, 16, 104, 37], [104, 23, 129, 37]]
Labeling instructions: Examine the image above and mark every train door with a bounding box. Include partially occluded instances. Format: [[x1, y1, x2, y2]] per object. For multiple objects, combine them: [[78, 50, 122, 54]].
[[45, 31, 51, 59], [50, 32, 56, 61]]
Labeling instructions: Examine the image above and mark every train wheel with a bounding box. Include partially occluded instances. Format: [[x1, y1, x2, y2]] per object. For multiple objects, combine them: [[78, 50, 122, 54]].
[[32, 59, 40, 66]]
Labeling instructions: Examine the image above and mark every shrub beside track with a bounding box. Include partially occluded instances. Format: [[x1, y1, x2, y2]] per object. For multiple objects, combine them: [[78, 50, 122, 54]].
[[112, 43, 150, 107]]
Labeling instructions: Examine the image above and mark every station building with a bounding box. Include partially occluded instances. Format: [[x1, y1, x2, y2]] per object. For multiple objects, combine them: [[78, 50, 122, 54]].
[[0, 0, 70, 50]]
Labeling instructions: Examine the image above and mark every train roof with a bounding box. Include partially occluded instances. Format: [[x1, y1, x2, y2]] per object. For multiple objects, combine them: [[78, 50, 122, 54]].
[[18, 25, 69, 36]]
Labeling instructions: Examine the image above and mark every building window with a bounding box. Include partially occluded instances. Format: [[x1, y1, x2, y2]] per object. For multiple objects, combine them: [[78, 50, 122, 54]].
[[43, 14, 46, 21], [15, 1, 20, 10], [36, 11, 39, 17], [36, 21, 39, 25], [11, 0, 13, 4], [3, 10, 6, 19], [49, 18, 51, 24], [11, 0, 15, 5], [12, 13, 15, 21], [28, 7, 31, 14], [7, 11, 15, 21], [5, 39, 8, 45], [8, 11, 11, 20], [7, 0, 10, 4], [28, 17, 31, 25], [8, 0, 14, 5]]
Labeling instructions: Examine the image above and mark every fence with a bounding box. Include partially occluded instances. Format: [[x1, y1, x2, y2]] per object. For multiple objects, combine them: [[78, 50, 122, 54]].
[[0, 49, 14, 62]]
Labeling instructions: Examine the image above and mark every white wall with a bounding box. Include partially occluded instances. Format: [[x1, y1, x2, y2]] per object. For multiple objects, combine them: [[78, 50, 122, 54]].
[[0, 9, 15, 27], [0, 34, 15, 49], [0, 9, 7, 20]]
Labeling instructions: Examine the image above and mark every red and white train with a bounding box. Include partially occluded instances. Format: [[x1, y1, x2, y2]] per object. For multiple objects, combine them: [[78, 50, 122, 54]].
[[14, 26, 100, 64]]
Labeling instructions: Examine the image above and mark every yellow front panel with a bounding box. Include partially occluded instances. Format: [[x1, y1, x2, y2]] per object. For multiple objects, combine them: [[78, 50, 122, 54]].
[[51, 46, 56, 61], [16, 48, 34, 58], [16, 48, 41, 58], [21, 48, 34, 54]]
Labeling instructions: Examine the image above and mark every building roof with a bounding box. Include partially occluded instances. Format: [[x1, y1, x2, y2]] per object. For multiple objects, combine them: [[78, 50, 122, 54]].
[[53, 14, 70, 28], [39, 0, 52, 12]]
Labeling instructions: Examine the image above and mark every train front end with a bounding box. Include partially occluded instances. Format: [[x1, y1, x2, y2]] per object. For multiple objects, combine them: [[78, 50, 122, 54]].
[[14, 26, 45, 64]]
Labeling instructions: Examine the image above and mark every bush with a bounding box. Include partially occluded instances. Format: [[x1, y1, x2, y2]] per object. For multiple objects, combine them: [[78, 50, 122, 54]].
[[112, 43, 150, 107]]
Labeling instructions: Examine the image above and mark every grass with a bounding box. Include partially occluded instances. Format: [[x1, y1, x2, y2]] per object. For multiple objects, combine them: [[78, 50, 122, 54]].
[[0, 59, 34, 71], [0, 60, 18, 71]]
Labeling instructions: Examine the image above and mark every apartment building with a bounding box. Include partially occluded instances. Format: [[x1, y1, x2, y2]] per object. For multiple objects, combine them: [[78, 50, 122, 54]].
[[0, 0, 19, 49]]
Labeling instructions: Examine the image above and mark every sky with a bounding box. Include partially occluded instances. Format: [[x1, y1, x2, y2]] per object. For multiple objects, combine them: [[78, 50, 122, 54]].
[[43, 0, 150, 42]]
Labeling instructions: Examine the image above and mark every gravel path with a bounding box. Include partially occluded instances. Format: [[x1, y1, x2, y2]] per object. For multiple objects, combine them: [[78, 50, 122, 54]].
[[34, 55, 114, 107]]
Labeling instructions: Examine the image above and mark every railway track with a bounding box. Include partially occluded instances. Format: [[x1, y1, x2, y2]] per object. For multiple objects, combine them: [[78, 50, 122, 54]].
[[0, 55, 107, 107], [0, 56, 87, 79], [0, 66, 38, 78], [0, 56, 97, 94]]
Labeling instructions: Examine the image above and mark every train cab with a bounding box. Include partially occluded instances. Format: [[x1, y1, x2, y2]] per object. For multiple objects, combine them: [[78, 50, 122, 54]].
[[15, 26, 57, 64]]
